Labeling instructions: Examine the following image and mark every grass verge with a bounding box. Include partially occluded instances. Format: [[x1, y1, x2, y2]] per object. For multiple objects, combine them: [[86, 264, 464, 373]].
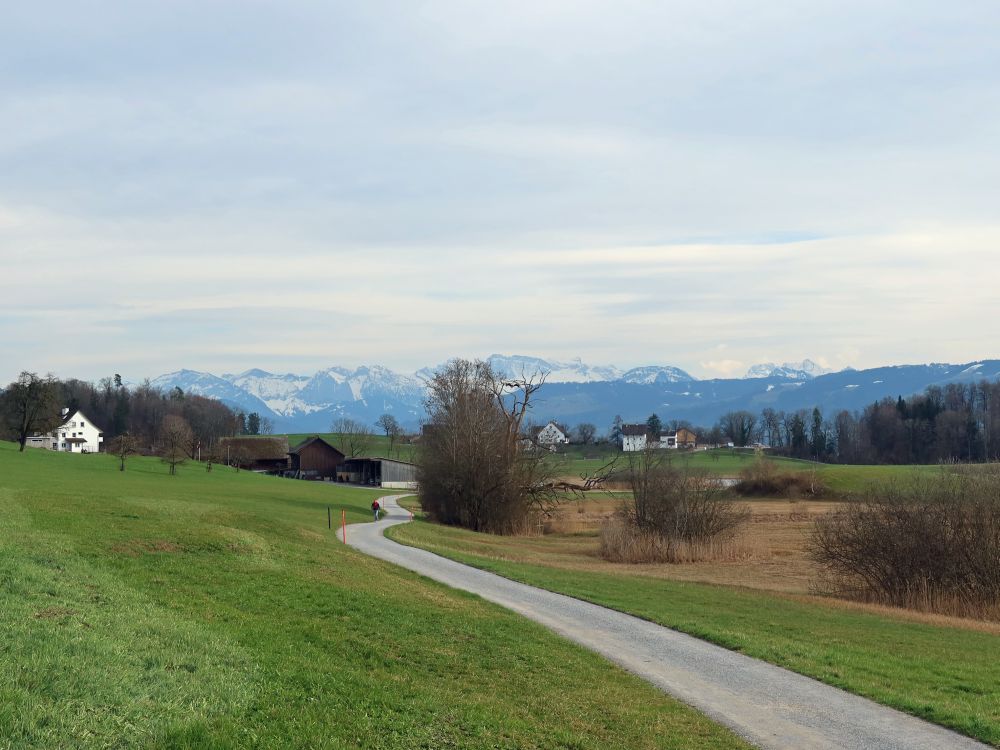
[[388, 517, 1000, 747]]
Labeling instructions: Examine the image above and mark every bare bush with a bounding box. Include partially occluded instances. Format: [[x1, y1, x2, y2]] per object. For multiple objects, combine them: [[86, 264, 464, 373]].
[[624, 448, 749, 541], [735, 457, 826, 497], [810, 471, 1000, 619], [601, 448, 750, 563]]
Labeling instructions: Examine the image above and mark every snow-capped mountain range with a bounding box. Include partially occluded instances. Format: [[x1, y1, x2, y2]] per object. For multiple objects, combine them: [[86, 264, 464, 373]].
[[149, 355, 1000, 433], [744, 359, 834, 380]]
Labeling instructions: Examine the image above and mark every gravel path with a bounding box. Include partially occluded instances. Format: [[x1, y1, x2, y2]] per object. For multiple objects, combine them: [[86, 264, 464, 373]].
[[348, 495, 989, 750]]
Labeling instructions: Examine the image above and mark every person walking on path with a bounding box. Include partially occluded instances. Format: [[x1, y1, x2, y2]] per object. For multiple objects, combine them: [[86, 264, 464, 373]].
[[372, 499, 381, 521]]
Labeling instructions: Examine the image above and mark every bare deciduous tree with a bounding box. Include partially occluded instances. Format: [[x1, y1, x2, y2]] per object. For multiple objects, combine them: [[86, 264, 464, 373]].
[[160, 415, 193, 475], [418, 359, 565, 533], [375, 413, 402, 456], [574, 423, 597, 445], [332, 417, 373, 457], [0, 372, 61, 451], [719, 410, 757, 447], [109, 432, 139, 471]]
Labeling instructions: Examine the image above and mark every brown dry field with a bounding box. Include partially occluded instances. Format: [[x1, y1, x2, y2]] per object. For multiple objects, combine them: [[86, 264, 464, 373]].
[[526, 496, 838, 594], [491, 496, 1000, 635]]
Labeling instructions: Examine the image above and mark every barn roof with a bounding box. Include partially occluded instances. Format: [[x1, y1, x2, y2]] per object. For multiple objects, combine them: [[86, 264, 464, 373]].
[[289, 436, 345, 457], [219, 436, 289, 460]]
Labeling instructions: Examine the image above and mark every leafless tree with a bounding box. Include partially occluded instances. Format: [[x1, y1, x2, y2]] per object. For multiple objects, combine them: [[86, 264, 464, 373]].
[[575, 423, 597, 445], [331, 417, 373, 457], [418, 359, 563, 533], [0, 372, 61, 451], [375, 413, 402, 456], [719, 410, 757, 447], [160, 415, 193, 475], [260, 416, 274, 435], [109, 432, 139, 471]]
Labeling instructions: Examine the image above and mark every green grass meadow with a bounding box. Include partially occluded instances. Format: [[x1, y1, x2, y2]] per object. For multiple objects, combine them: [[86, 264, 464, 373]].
[[0, 441, 750, 749], [552, 445, 944, 495], [388, 518, 1000, 747]]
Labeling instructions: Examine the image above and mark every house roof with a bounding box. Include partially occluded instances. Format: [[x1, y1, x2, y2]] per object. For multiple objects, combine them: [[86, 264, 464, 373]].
[[220, 436, 290, 460], [621, 424, 649, 436], [58, 409, 103, 430], [289, 436, 345, 457]]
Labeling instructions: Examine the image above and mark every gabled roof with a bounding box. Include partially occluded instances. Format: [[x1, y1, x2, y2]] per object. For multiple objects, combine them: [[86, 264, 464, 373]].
[[621, 424, 649, 436], [59, 408, 102, 430], [220, 436, 290, 460], [289, 436, 345, 457]]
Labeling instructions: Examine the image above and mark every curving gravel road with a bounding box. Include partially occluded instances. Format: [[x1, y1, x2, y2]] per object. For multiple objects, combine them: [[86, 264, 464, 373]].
[[348, 495, 989, 750]]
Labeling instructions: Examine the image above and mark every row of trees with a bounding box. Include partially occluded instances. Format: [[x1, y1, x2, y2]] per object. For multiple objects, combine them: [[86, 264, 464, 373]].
[[706, 380, 1000, 464], [0, 372, 241, 456]]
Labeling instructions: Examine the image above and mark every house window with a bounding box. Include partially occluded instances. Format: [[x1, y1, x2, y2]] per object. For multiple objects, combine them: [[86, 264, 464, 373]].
[[81, 422, 85, 427]]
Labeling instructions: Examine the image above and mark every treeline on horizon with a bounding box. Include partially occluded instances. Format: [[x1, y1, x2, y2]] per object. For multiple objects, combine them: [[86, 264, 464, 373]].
[[0, 373, 246, 454], [673, 378, 1000, 465]]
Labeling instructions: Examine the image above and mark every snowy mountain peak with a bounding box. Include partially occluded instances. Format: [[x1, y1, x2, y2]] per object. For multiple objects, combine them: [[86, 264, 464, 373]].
[[620, 365, 696, 384], [745, 359, 833, 380], [485, 354, 623, 383]]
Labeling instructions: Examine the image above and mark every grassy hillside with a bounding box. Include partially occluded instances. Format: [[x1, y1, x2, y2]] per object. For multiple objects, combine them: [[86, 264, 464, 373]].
[[0, 442, 748, 749], [389, 517, 1000, 747]]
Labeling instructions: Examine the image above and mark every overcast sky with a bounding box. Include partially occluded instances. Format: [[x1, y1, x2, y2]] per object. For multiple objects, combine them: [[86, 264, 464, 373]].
[[3, 1, 1000, 382]]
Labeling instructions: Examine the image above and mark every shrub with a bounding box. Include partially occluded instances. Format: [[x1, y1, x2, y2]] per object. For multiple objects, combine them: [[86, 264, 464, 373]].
[[602, 448, 750, 563], [810, 471, 1000, 619], [735, 457, 825, 497]]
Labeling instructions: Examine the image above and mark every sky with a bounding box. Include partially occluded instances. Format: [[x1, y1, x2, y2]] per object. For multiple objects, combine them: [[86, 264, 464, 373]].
[[3, 1, 1000, 383]]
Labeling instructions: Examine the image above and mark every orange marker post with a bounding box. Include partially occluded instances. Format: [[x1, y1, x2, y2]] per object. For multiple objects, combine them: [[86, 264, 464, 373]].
[[341, 509, 347, 544]]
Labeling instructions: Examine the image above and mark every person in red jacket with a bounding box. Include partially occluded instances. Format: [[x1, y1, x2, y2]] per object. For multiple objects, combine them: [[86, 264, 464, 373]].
[[372, 499, 381, 521]]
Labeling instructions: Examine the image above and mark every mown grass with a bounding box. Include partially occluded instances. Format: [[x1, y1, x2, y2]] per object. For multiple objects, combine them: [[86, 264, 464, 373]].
[[388, 517, 1000, 747], [553, 446, 945, 495], [0, 441, 750, 749]]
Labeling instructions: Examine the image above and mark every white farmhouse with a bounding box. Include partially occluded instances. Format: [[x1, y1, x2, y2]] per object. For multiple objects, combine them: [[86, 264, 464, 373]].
[[536, 421, 569, 446], [621, 424, 650, 452], [25, 409, 105, 453]]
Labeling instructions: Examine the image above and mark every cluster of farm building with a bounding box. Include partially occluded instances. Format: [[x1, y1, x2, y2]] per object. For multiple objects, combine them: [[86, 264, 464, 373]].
[[24, 408, 418, 489]]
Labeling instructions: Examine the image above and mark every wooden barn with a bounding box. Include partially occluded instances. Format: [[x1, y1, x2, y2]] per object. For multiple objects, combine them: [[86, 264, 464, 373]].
[[288, 436, 345, 480], [218, 436, 289, 472]]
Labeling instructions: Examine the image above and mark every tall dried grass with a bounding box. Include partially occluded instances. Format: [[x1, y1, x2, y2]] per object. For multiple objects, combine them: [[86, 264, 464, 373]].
[[600, 520, 765, 564]]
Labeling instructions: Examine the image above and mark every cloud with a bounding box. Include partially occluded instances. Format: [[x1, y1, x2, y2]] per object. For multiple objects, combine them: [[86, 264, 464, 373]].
[[2, 2, 999, 382]]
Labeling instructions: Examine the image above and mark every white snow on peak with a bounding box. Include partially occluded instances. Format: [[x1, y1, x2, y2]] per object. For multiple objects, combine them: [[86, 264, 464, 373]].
[[745, 359, 834, 380]]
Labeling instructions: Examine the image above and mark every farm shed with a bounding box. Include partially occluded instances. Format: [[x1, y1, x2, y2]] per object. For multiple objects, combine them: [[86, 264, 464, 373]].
[[288, 436, 345, 480], [219, 436, 289, 472], [338, 457, 419, 489]]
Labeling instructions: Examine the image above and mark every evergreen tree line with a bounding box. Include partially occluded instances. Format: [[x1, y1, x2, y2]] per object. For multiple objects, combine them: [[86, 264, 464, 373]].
[[717, 379, 1000, 464]]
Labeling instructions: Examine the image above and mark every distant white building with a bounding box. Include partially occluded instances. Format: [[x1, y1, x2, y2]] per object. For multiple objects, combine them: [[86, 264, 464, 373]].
[[536, 421, 569, 446], [621, 424, 650, 452], [621, 424, 698, 452], [25, 409, 105, 453]]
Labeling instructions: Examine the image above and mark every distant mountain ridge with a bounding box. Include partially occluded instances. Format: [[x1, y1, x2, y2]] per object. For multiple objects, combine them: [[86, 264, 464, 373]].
[[149, 357, 1000, 432]]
